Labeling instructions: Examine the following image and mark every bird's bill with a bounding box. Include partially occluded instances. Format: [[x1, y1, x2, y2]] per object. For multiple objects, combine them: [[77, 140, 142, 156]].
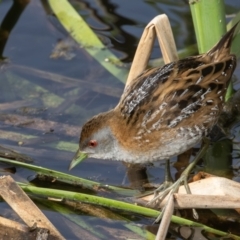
[[69, 149, 88, 170]]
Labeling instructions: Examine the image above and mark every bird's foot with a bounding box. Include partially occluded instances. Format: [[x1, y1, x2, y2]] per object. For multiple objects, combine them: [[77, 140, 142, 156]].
[[147, 159, 174, 208], [148, 162, 207, 221], [147, 173, 185, 208], [151, 179, 173, 202], [147, 172, 192, 223]]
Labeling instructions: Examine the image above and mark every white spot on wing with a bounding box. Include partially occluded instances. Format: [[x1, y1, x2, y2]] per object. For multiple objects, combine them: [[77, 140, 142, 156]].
[[160, 109, 166, 117], [181, 101, 200, 115], [193, 89, 203, 97], [171, 91, 177, 100], [201, 88, 211, 100], [196, 76, 203, 84], [222, 71, 227, 76], [159, 102, 167, 110], [180, 89, 189, 97]]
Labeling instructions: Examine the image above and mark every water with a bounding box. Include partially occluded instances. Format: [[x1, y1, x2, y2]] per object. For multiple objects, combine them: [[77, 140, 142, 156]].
[[1, 0, 240, 239]]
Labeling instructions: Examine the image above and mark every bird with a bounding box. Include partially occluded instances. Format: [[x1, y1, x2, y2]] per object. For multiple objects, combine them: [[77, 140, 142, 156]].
[[69, 23, 238, 198]]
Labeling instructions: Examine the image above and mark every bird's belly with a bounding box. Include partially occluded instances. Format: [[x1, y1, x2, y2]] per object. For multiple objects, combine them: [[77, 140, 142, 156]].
[[149, 134, 202, 162], [122, 133, 202, 164]]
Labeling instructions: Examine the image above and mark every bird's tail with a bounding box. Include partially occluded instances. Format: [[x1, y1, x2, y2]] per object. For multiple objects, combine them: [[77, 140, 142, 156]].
[[207, 22, 239, 60]]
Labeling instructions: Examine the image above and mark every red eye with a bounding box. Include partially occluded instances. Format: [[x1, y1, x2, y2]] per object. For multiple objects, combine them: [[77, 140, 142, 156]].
[[88, 140, 98, 148]]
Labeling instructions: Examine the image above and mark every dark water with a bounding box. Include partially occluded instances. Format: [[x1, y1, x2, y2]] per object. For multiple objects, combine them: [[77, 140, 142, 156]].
[[1, 0, 240, 239]]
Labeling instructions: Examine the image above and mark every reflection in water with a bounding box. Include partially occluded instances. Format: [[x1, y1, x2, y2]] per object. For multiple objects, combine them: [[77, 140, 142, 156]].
[[0, 0, 30, 58], [50, 38, 78, 60], [70, 0, 194, 62], [74, 0, 139, 62]]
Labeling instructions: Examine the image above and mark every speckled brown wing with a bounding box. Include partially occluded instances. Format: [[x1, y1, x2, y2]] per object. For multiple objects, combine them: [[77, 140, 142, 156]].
[[118, 56, 234, 132], [115, 24, 237, 152]]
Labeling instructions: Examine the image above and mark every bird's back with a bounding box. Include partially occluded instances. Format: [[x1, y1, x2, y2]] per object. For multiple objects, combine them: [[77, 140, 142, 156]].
[[113, 24, 237, 160]]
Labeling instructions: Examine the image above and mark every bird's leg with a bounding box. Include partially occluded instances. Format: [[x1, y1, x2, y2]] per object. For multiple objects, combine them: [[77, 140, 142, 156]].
[[149, 137, 210, 209], [153, 159, 173, 197]]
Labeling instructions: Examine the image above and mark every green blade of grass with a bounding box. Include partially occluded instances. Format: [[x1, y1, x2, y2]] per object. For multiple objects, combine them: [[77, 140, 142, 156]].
[[19, 183, 240, 239], [0, 158, 137, 196], [48, 0, 128, 83], [19, 182, 160, 218]]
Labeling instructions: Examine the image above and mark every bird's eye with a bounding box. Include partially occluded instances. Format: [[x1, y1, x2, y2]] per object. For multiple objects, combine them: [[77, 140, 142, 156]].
[[88, 140, 98, 148]]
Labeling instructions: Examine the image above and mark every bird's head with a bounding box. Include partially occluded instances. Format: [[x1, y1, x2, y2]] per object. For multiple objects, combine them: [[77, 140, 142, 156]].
[[69, 111, 117, 170]]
